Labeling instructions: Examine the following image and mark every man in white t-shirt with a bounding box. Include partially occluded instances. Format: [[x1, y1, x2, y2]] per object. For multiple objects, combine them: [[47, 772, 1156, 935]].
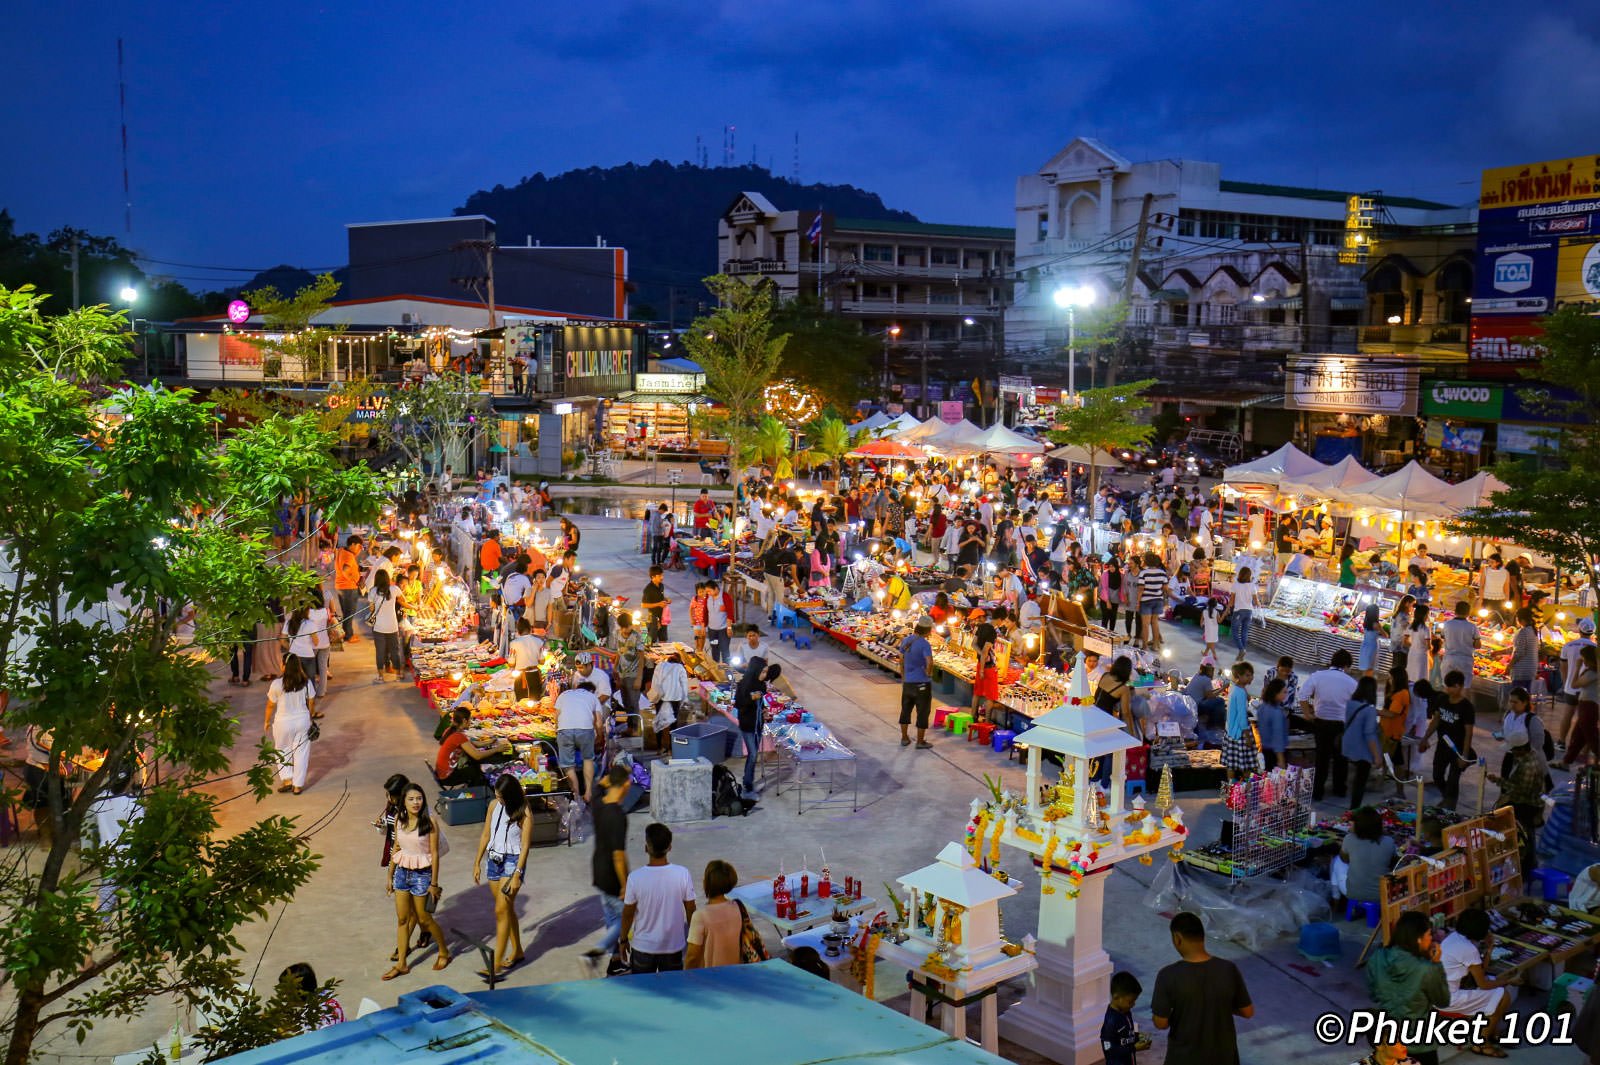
[[502, 561, 533, 624], [1299, 649, 1359, 802], [1437, 910, 1513, 1053], [620, 822, 697, 972], [507, 619, 545, 700], [1558, 617, 1598, 750], [554, 681, 603, 797], [737, 626, 774, 669], [575, 654, 613, 708]]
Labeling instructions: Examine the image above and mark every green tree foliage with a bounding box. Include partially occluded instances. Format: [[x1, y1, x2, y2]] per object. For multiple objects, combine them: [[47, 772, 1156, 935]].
[[364, 371, 488, 477], [769, 295, 874, 410], [808, 416, 853, 484], [1044, 378, 1157, 498], [0, 284, 384, 1065], [240, 274, 345, 385], [681, 275, 789, 490], [1449, 306, 1600, 613], [0, 213, 212, 321]]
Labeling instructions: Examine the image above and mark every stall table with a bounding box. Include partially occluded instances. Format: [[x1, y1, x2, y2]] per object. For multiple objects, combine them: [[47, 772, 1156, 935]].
[[728, 873, 877, 936]]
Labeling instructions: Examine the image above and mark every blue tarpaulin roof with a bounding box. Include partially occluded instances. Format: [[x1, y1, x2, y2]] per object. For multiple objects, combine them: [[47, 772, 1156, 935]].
[[218, 962, 1009, 1065], [656, 357, 703, 373]]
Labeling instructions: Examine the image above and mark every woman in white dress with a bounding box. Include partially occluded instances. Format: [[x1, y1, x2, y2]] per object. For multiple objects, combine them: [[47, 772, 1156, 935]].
[[265, 656, 317, 794]]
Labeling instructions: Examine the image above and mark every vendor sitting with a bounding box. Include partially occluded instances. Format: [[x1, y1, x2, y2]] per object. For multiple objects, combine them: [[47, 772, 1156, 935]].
[[1438, 909, 1516, 1056], [880, 570, 912, 611], [435, 707, 503, 788]]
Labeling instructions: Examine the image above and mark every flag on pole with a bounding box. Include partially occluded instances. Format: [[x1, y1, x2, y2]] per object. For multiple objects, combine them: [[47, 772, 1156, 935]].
[[806, 212, 822, 244]]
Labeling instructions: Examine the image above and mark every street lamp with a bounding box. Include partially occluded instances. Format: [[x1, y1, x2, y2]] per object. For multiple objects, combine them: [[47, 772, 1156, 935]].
[[1052, 284, 1096, 401], [118, 285, 139, 305]]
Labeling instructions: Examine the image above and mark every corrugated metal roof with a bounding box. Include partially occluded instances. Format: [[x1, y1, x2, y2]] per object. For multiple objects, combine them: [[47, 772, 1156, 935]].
[[218, 962, 1011, 1065]]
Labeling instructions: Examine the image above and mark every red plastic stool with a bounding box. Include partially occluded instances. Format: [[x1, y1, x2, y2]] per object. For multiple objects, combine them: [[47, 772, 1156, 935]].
[[969, 721, 997, 745], [931, 707, 952, 730]]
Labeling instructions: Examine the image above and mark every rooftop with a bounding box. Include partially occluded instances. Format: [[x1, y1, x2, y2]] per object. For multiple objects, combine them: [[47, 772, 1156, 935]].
[[1218, 179, 1457, 212], [834, 216, 1015, 241]]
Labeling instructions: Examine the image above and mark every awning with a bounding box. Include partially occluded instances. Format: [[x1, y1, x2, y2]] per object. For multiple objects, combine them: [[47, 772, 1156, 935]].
[[1253, 296, 1302, 310], [1329, 297, 1366, 311], [616, 392, 710, 405]]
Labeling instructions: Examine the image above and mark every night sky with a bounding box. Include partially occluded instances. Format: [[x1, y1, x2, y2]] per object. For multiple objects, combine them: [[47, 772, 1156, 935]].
[[4, 0, 1597, 291]]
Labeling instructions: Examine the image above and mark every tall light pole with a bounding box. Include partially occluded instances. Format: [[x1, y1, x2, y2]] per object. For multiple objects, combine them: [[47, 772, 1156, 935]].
[[1053, 285, 1096, 402], [883, 323, 901, 403]]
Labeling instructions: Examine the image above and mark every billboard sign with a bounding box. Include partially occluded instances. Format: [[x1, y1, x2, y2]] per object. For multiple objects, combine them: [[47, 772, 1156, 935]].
[[939, 401, 965, 424], [1472, 156, 1600, 369], [1420, 380, 1502, 419], [1285, 356, 1418, 416], [1467, 315, 1545, 376]]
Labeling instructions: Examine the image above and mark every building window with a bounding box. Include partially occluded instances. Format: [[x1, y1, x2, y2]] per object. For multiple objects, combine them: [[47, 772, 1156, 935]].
[[1215, 303, 1236, 324], [1036, 213, 1049, 242], [774, 234, 786, 262], [930, 290, 958, 305], [1131, 305, 1150, 324], [1239, 214, 1274, 243], [930, 247, 960, 266], [1177, 210, 1197, 237], [863, 243, 894, 263], [1195, 210, 1237, 240]]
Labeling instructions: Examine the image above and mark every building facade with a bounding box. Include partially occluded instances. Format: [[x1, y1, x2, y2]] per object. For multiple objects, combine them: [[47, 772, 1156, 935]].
[[717, 193, 1014, 410]]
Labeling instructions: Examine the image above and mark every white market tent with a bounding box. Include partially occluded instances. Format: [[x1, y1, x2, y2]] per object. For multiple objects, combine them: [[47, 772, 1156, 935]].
[[1047, 444, 1122, 467], [878, 412, 924, 436], [1435, 470, 1511, 513], [970, 422, 1046, 455], [894, 417, 957, 444], [921, 419, 986, 452], [1222, 443, 1326, 488], [854, 411, 891, 432], [1277, 455, 1375, 502], [1337, 460, 1458, 516]]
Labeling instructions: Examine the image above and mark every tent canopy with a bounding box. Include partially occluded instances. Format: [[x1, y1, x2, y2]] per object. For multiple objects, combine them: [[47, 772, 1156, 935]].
[[894, 417, 957, 444], [971, 422, 1046, 454], [1277, 454, 1374, 501], [848, 438, 931, 460], [1435, 470, 1511, 513], [1047, 443, 1122, 467], [1338, 460, 1457, 515], [876, 412, 923, 435], [921, 418, 986, 452], [854, 411, 891, 431], [1223, 443, 1326, 487]]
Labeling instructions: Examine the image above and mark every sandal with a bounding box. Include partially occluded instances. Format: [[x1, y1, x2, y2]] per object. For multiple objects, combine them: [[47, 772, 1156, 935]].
[[1467, 1048, 1508, 1059], [433, 952, 452, 971], [380, 965, 409, 981]]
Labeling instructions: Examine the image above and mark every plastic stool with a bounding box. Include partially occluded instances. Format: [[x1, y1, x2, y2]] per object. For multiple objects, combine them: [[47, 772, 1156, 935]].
[[992, 728, 1016, 753], [1009, 741, 1029, 764], [1346, 899, 1381, 928], [1550, 973, 1594, 1013], [772, 605, 797, 629], [1530, 867, 1574, 901], [947, 711, 974, 735], [1297, 922, 1342, 962], [792, 621, 813, 650], [931, 707, 952, 730], [969, 721, 997, 745]]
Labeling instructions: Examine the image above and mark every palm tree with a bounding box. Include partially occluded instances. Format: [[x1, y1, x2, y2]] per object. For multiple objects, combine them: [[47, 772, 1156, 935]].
[[811, 417, 852, 490], [752, 415, 791, 476]]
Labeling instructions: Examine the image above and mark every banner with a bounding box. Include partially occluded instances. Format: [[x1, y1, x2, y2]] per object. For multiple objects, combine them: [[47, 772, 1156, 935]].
[[1497, 424, 1561, 454], [1284, 357, 1418, 415], [1473, 156, 1600, 332], [939, 400, 965, 424], [1440, 424, 1484, 454], [1467, 315, 1545, 376], [220, 334, 262, 366]]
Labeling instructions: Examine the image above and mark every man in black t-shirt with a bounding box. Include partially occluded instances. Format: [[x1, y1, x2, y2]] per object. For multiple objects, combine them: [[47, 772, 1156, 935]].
[[582, 764, 632, 972], [641, 566, 670, 643], [762, 534, 797, 613], [1151, 912, 1253, 1065], [1422, 670, 1477, 812]]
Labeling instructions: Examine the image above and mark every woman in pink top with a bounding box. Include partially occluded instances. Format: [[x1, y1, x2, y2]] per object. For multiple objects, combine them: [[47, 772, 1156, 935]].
[[685, 859, 749, 969], [383, 783, 452, 980]]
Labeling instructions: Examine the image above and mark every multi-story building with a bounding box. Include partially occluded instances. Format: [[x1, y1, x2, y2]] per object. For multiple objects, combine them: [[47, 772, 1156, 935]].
[[717, 193, 1014, 410]]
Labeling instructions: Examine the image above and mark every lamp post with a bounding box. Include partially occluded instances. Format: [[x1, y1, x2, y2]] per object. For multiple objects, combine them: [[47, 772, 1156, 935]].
[[1052, 285, 1096, 403], [118, 285, 139, 305], [883, 323, 902, 403]]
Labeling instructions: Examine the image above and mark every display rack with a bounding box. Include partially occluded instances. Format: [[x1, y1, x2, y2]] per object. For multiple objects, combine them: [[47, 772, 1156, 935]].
[[1222, 766, 1313, 881], [1441, 806, 1523, 907]]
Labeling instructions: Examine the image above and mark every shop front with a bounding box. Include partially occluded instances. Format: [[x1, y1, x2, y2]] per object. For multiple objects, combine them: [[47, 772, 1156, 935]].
[[1418, 378, 1576, 473], [1283, 355, 1419, 466], [605, 370, 711, 455]]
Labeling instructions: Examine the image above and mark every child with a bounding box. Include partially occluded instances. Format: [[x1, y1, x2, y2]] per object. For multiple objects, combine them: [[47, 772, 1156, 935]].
[[1102, 970, 1146, 1065], [1201, 598, 1224, 664], [1221, 661, 1258, 781]]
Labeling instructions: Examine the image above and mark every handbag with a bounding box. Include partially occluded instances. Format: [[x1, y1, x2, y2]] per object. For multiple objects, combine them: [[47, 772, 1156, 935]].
[[308, 721, 321, 742], [736, 900, 769, 963]]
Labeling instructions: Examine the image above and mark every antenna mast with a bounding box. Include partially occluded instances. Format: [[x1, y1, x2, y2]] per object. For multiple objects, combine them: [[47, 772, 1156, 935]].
[[118, 37, 132, 233]]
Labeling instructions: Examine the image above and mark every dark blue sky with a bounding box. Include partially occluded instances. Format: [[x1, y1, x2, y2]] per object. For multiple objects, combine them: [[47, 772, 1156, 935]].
[[4, 1, 1597, 291]]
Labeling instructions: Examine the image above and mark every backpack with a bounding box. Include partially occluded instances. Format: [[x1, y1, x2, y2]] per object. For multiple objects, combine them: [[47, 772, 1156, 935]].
[[711, 763, 748, 817]]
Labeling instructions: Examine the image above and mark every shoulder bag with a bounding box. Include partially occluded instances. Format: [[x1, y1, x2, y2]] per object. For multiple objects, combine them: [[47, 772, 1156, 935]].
[[735, 900, 770, 963]]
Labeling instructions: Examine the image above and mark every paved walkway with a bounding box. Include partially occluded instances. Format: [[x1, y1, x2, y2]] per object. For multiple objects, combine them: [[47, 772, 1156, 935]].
[[63, 507, 1574, 1065]]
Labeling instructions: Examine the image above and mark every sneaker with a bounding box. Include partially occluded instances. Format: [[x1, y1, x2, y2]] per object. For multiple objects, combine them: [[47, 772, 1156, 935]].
[[900, 736, 911, 747], [916, 741, 934, 750]]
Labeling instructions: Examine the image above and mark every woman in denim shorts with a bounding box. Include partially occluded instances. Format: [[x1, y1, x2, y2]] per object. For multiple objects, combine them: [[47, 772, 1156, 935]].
[[473, 776, 535, 979], [383, 783, 451, 980]]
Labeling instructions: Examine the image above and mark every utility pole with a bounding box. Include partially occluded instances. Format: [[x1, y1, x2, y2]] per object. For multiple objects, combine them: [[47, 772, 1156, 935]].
[[1108, 192, 1155, 389], [485, 242, 497, 331], [70, 238, 81, 310]]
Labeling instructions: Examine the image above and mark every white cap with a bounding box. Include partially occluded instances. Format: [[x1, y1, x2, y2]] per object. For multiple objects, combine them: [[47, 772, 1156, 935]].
[[1580, 617, 1596, 635]]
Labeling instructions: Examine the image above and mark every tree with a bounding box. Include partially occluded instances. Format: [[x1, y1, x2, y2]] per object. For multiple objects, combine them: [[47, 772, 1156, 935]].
[[241, 273, 345, 386], [810, 416, 853, 487], [1449, 306, 1600, 613], [1044, 378, 1157, 499], [0, 284, 385, 1065], [365, 371, 488, 478], [768, 295, 875, 410], [1065, 298, 1131, 390], [681, 275, 789, 492]]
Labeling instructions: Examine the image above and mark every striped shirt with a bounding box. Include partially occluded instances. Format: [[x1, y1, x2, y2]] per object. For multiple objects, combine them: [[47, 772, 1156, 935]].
[[1138, 566, 1170, 602]]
